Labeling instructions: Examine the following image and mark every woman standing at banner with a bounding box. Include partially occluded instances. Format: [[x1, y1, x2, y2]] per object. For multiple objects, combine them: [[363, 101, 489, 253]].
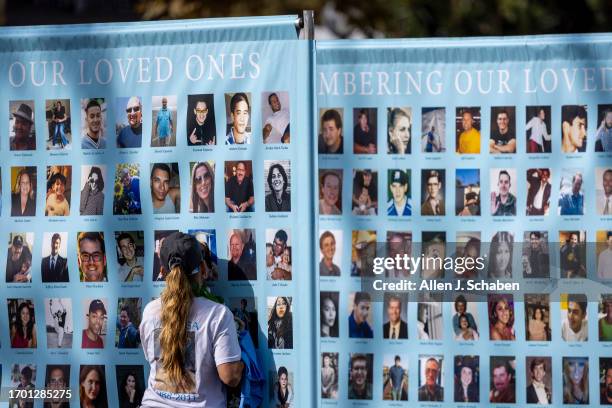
[[140, 232, 243, 406], [226, 93, 251, 144]]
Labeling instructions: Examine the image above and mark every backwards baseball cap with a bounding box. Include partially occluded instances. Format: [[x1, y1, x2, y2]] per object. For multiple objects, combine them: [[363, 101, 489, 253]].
[[160, 232, 203, 276], [12, 235, 24, 247], [390, 170, 408, 185], [89, 299, 107, 315]]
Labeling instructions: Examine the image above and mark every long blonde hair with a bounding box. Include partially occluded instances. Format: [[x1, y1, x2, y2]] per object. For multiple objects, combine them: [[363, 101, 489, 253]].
[[159, 265, 194, 392]]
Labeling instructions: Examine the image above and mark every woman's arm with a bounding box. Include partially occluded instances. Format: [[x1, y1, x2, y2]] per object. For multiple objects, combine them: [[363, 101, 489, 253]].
[[217, 361, 244, 388]]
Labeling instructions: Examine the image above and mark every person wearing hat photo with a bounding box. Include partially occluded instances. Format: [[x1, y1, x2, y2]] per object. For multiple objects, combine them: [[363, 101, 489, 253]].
[[6, 234, 32, 283], [387, 169, 412, 216], [10, 101, 36, 151], [139, 231, 243, 406], [82, 299, 107, 349]]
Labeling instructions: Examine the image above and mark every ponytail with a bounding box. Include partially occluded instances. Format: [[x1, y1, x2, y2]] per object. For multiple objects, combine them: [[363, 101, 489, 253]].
[[159, 265, 194, 392]]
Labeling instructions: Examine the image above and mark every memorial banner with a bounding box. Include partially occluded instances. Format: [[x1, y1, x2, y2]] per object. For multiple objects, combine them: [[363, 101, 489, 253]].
[[316, 35, 612, 407], [0, 16, 316, 407]]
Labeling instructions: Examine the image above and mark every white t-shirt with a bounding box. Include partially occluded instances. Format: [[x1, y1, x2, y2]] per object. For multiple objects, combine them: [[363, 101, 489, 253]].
[[140, 297, 241, 407], [264, 109, 290, 143]]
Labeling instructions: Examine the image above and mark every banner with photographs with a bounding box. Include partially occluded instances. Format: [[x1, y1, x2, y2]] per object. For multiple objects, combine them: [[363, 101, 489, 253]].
[[316, 35, 612, 407], [0, 17, 316, 407]]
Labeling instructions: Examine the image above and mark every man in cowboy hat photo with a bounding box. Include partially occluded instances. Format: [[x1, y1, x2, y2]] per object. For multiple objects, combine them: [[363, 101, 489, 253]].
[[10, 102, 36, 151]]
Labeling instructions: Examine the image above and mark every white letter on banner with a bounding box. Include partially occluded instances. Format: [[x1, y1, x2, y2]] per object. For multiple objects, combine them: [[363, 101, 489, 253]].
[[319, 72, 338, 95], [582, 67, 596, 91], [30, 61, 47, 87], [156, 57, 172, 82], [394, 72, 401, 94], [602, 67, 612, 91], [79, 60, 92, 85], [541, 68, 558, 93], [426, 70, 442, 95], [404, 71, 422, 95], [248, 53, 260, 79], [377, 72, 391, 95], [185, 55, 204, 81], [116, 58, 133, 83], [455, 70, 472, 95], [208, 55, 225, 80], [344, 72, 356, 95], [8, 62, 26, 87], [561, 68, 577, 92], [360, 72, 373, 95], [51, 61, 67, 86], [95, 59, 113, 85], [524, 68, 536, 93], [498, 70, 512, 93], [231, 54, 245, 79], [476, 70, 493, 94], [137, 57, 151, 83]]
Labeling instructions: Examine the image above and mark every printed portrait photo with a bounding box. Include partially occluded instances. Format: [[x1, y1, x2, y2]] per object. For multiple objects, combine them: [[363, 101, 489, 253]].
[[418, 354, 444, 401], [385, 231, 412, 278], [41, 232, 69, 283], [79, 365, 108, 407], [10, 166, 36, 217], [525, 168, 551, 216], [489, 106, 516, 153], [558, 168, 584, 216], [561, 293, 588, 342], [383, 353, 408, 400], [320, 291, 339, 338], [421, 107, 445, 152], [150, 95, 177, 147], [596, 104, 612, 152], [270, 366, 294, 406], [526, 105, 551, 153], [319, 169, 342, 215], [561, 105, 587, 153], [522, 231, 550, 279], [417, 295, 443, 341], [9, 100, 36, 151], [267, 296, 293, 349], [386, 107, 411, 154], [116, 365, 145, 408], [524, 294, 551, 341], [489, 168, 517, 216], [348, 353, 373, 400], [318, 108, 343, 154], [562, 357, 589, 404], [454, 232, 481, 279], [44, 298, 73, 349], [7, 298, 37, 348], [225, 92, 252, 145], [598, 294, 612, 341], [81, 298, 108, 349], [559, 231, 587, 278], [455, 107, 480, 154], [189, 161, 215, 213], [489, 356, 516, 403], [227, 229, 257, 281], [348, 292, 373, 339], [488, 294, 516, 341], [421, 169, 445, 216], [321, 352, 339, 399], [383, 293, 408, 340], [6, 232, 34, 283], [600, 357, 612, 404], [116, 298, 142, 349], [9, 364, 36, 407], [265, 228, 292, 280], [319, 230, 342, 277], [81, 97, 107, 149], [187, 94, 216, 145], [596, 167, 612, 216], [45, 165, 71, 216], [44, 364, 71, 407], [77, 232, 107, 282], [421, 231, 445, 279], [454, 355, 479, 402], [597, 230, 612, 280], [115, 231, 144, 282], [264, 160, 291, 212], [353, 107, 377, 154], [45, 98, 71, 150], [80, 165, 105, 216], [152, 230, 179, 281], [113, 163, 142, 215], [116, 96, 143, 148], [487, 231, 514, 279], [452, 294, 479, 341], [150, 163, 180, 214], [189, 229, 219, 281], [224, 160, 255, 213], [352, 169, 377, 215], [525, 357, 552, 404], [455, 168, 480, 216], [229, 297, 258, 347], [351, 230, 376, 277], [262, 91, 290, 144], [387, 169, 412, 216]]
